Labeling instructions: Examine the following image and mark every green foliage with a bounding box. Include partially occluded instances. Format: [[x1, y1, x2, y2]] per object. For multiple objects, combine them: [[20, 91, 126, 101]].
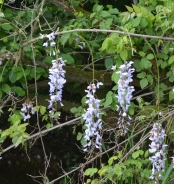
[[0, 0, 174, 183], [1, 113, 29, 147], [84, 150, 153, 184]]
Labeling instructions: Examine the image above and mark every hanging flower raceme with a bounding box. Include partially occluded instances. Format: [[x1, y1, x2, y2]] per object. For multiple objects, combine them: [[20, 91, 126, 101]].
[[20, 101, 35, 121], [40, 32, 56, 56], [116, 61, 135, 134], [48, 58, 66, 109], [82, 82, 103, 151], [149, 123, 167, 180]]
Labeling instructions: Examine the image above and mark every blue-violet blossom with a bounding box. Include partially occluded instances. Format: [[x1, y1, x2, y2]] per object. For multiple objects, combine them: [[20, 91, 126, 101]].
[[149, 123, 167, 180], [116, 61, 135, 134], [82, 82, 103, 151], [20, 101, 35, 121], [48, 58, 66, 109]]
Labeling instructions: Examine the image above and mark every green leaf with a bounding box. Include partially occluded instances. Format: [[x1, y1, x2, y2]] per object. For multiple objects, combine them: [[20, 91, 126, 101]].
[[147, 74, 153, 84], [11, 86, 25, 96], [144, 150, 149, 158], [2, 83, 11, 94], [24, 46, 31, 52], [125, 5, 133, 12], [168, 55, 174, 65], [76, 132, 82, 141], [1, 129, 13, 137], [162, 165, 173, 184], [169, 91, 174, 101], [92, 19, 98, 26], [132, 151, 139, 159], [43, 56, 53, 63], [70, 107, 78, 113], [14, 136, 23, 147], [105, 17, 113, 29], [1, 24, 13, 31], [84, 168, 98, 177], [111, 72, 120, 83], [46, 123, 53, 129], [132, 4, 140, 13], [61, 54, 74, 64], [4, 9, 13, 18], [40, 106, 46, 115], [104, 91, 113, 107], [146, 53, 154, 60], [59, 33, 70, 46], [137, 72, 146, 79], [139, 51, 145, 57], [90, 12, 96, 19], [9, 71, 17, 83], [17, 72, 24, 80], [108, 156, 118, 165], [140, 18, 148, 28], [114, 164, 122, 176], [104, 57, 113, 70], [11, 43, 19, 50], [140, 58, 152, 69], [132, 17, 141, 27], [140, 78, 148, 89], [96, 4, 103, 12], [161, 62, 168, 69], [43, 11, 52, 19], [16, 123, 28, 131], [100, 11, 111, 18], [80, 136, 86, 147], [120, 49, 128, 61]]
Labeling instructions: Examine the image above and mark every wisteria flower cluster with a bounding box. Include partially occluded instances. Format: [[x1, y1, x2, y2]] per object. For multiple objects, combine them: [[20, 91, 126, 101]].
[[48, 58, 66, 109], [40, 32, 56, 56], [149, 123, 167, 180], [82, 82, 103, 151], [116, 61, 135, 134], [20, 101, 35, 121]]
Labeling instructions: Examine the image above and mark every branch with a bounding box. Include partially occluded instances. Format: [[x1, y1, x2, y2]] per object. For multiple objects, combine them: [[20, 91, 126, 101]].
[[1, 117, 81, 155], [23, 28, 174, 47]]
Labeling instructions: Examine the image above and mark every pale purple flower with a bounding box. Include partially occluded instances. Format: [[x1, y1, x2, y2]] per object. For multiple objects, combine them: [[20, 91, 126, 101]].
[[43, 42, 48, 47], [20, 101, 34, 121], [77, 42, 86, 50], [82, 82, 103, 151], [48, 58, 66, 109], [149, 123, 167, 180], [50, 41, 56, 47], [40, 33, 45, 39], [46, 32, 55, 41], [40, 32, 56, 48], [111, 65, 116, 70], [116, 61, 135, 135]]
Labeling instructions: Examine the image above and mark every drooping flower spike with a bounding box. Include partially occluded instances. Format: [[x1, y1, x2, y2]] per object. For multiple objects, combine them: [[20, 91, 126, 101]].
[[48, 58, 66, 109], [116, 61, 135, 134], [149, 123, 167, 180], [82, 82, 103, 151], [40, 32, 57, 56]]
